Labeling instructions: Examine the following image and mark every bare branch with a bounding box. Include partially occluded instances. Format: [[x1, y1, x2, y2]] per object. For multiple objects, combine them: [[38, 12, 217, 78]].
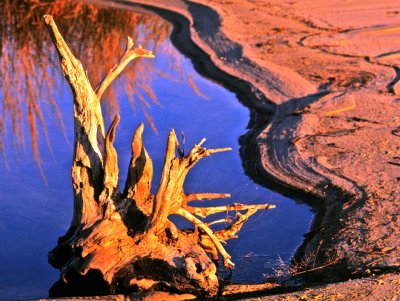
[[185, 141, 231, 169], [185, 193, 231, 203], [186, 138, 206, 161], [44, 15, 105, 226], [147, 129, 178, 234], [43, 15, 86, 85], [206, 147, 232, 155], [103, 115, 120, 191], [207, 219, 229, 227], [186, 203, 275, 218], [177, 208, 235, 268], [188, 137, 231, 155], [43, 15, 102, 134], [196, 138, 207, 148], [215, 209, 258, 241], [123, 123, 153, 210], [95, 38, 155, 99]]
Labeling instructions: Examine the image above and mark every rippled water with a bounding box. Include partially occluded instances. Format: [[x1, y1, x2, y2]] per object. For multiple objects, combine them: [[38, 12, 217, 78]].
[[0, 2, 312, 300]]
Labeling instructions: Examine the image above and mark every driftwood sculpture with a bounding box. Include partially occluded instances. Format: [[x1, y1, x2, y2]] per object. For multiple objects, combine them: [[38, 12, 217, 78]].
[[44, 15, 275, 297]]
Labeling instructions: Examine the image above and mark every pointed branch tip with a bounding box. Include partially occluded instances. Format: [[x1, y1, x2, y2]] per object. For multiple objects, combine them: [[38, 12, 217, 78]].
[[107, 114, 120, 143], [126, 36, 134, 51], [207, 147, 232, 155], [43, 15, 53, 24], [134, 122, 145, 136], [197, 138, 206, 147]]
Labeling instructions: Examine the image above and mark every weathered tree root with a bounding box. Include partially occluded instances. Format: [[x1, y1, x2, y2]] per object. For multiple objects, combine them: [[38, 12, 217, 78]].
[[44, 15, 275, 297]]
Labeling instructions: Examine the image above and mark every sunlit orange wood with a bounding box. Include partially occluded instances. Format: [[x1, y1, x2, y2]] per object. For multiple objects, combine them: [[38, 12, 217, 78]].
[[44, 15, 274, 298]]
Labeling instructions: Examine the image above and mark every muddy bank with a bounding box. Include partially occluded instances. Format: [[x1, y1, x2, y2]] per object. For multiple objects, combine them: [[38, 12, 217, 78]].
[[89, 0, 400, 297]]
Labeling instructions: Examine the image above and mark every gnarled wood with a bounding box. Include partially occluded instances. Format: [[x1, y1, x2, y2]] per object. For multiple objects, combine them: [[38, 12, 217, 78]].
[[123, 123, 153, 215], [45, 15, 275, 298], [44, 14, 104, 228], [104, 115, 120, 191]]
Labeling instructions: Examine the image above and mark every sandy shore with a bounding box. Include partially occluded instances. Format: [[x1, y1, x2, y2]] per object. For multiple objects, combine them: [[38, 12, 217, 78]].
[[87, 0, 400, 298]]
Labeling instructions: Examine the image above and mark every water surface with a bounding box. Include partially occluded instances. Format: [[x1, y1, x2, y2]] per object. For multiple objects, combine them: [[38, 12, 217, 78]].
[[0, 2, 312, 300]]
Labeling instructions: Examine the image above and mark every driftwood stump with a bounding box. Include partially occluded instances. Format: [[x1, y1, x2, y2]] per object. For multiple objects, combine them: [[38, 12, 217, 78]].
[[44, 15, 274, 297]]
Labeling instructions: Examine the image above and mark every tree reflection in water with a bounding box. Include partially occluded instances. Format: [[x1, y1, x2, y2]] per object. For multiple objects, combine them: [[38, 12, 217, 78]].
[[0, 0, 203, 173]]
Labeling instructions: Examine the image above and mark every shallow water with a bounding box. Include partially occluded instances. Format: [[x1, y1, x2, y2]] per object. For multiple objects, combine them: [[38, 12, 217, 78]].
[[0, 2, 312, 300]]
